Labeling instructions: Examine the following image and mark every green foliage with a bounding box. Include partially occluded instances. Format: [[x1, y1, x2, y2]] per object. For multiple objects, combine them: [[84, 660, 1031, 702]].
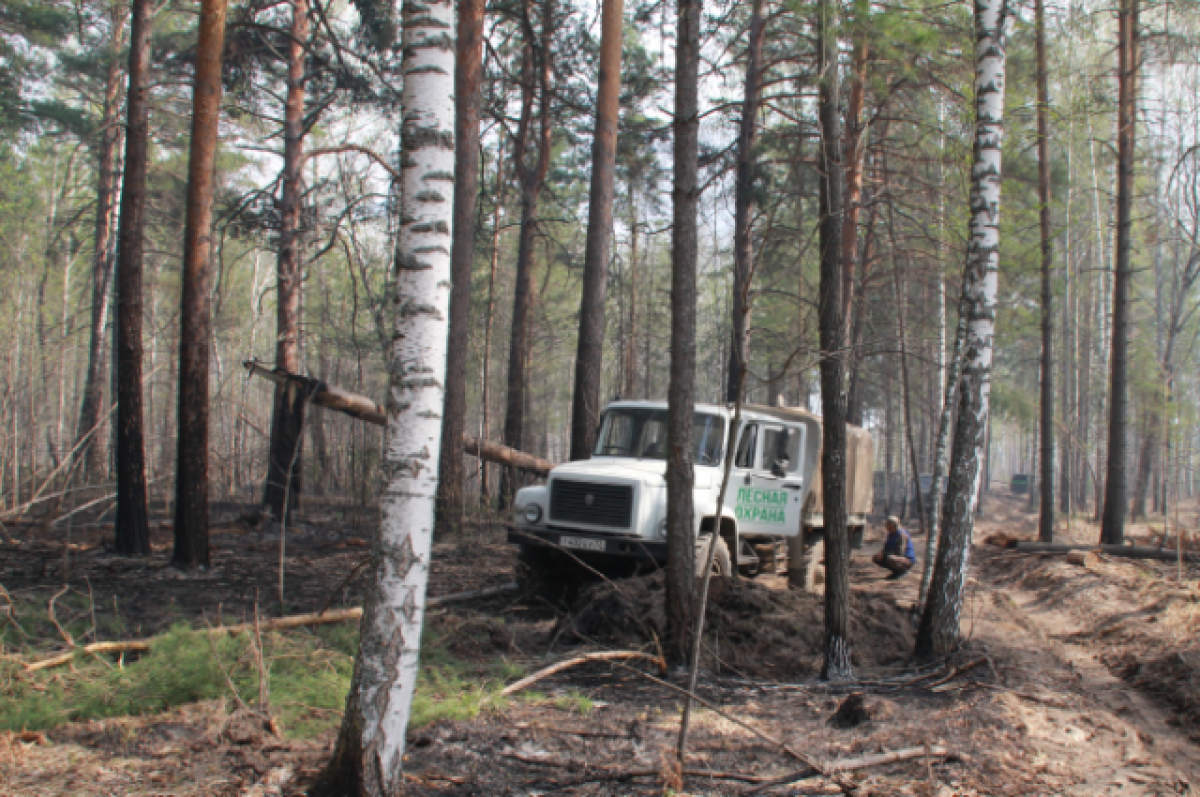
[[0, 620, 524, 739]]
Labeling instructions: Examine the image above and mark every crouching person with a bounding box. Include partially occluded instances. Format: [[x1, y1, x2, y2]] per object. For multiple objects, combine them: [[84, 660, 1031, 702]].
[[872, 516, 915, 579]]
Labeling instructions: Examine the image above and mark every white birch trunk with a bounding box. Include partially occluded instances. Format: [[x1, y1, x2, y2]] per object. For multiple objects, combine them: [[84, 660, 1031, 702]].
[[315, 0, 455, 792], [916, 0, 1010, 658]]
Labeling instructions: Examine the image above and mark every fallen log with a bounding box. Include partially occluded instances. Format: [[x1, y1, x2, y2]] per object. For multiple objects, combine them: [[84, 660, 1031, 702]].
[[1014, 541, 1200, 563], [463, 436, 553, 477], [25, 583, 518, 672], [243, 361, 553, 475]]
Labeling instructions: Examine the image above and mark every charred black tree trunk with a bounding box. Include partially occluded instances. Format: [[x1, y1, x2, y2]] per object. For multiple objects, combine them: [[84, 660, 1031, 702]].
[[263, 0, 310, 521], [1036, 0, 1055, 541], [1101, 0, 1138, 545], [113, 0, 153, 556]]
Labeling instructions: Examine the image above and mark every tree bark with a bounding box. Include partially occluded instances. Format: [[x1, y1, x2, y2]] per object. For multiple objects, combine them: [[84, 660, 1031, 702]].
[[815, 0, 851, 681], [113, 0, 153, 557], [1101, 0, 1138, 546], [916, 0, 1010, 659], [568, 0, 625, 459], [437, 0, 485, 521], [891, 245, 928, 541], [263, 0, 311, 522], [1131, 415, 1156, 521], [840, 10, 869, 345], [624, 191, 639, 398], [501, 0, 553, 505], [665, 0, 701, 668], [725, 0, 764, 404], [75, 32, 125, 483], [172, 0, 228, 570], [312, 0, 455, 788], [480, 143, 506, 503], [1036, 0, 1055, 541]]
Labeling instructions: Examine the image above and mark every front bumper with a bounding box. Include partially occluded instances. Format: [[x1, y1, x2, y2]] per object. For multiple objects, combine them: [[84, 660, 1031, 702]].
[[507, 527, 667, 562]]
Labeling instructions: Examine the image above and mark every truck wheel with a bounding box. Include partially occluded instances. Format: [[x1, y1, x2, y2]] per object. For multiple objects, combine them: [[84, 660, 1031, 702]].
[[801, 537, 825, 593], [694, 535, 731, 577], [516, 544, 578, 605]]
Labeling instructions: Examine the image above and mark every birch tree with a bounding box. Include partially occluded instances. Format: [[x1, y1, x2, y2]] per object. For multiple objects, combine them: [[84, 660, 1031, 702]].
[[915, 0, 1010, 659], [312, 0, 455, 790]]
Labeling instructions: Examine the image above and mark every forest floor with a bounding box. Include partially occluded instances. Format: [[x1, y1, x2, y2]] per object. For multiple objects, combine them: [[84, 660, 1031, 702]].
[[3, 493, 1200, 795]]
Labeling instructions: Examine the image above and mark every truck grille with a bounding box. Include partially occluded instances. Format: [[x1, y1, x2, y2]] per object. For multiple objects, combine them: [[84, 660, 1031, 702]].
[[549, 479, 633, 529]]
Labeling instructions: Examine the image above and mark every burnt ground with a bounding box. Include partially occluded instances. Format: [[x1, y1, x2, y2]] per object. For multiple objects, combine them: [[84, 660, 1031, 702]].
[[3, 494, 1200, 796]]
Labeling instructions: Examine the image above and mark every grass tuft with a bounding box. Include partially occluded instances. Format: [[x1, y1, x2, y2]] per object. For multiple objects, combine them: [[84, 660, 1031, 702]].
[[1, 616, 522, 739]]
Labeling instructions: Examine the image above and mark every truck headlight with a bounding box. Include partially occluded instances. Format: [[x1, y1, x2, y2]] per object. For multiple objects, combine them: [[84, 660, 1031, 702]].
[[657, 518, 669, 539], [523, 504, 543, 524]]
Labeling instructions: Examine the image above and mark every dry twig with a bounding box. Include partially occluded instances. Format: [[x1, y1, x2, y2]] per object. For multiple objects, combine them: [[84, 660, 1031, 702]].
[[501, 650, 666, 695]]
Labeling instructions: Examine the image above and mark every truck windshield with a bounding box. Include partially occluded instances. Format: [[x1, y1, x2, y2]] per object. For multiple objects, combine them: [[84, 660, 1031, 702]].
[[594, 408, 725, 466]]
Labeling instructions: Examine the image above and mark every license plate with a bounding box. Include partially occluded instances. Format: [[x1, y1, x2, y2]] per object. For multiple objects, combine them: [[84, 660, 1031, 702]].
[[559, 536, 606, 552]]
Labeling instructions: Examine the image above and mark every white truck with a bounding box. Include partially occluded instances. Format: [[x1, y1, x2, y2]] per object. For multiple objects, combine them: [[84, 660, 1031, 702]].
[[508, 400, 874, 598]]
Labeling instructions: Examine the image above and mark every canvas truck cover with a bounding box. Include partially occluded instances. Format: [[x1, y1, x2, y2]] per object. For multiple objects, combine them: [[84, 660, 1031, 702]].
[[747, 405, 875, 523]]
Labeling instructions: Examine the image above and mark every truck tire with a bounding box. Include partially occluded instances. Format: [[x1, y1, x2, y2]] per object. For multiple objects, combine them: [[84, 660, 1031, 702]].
[[694, 535, 731, 577], [516, 544, 579, 605], [801, 537, 825, 593]]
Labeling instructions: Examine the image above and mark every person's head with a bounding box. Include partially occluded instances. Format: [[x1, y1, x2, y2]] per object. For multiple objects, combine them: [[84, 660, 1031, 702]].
[[885, 516, 900, 532]]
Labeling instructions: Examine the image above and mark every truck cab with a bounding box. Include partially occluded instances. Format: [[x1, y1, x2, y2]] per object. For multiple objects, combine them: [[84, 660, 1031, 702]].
[[507, 401, 873, 597]]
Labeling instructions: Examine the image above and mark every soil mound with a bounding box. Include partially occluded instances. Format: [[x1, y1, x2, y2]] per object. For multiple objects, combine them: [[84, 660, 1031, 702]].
[[558, 572, 914, 678]]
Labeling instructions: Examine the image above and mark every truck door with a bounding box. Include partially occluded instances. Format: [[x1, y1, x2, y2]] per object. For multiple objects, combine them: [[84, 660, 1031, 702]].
[[725, 423, 805, 537]]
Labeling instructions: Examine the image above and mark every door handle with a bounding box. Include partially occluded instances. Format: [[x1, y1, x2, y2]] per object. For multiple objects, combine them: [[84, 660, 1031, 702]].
[[782, 481, 802, 490]]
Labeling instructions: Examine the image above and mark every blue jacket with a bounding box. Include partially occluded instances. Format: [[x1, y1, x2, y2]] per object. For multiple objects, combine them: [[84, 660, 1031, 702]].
[[884, 527, 916, 561]]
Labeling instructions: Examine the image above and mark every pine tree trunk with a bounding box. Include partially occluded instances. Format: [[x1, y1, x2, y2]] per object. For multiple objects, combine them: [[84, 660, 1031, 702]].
[[113, 0, 153, 557], [1132, 416, 1156, 521], [725, 0, 764, 404], [172, 0, 228, 570], [437, 0, 485, 521], [840, 14, 869, 345], [263, 0, 310, 522], [480, 145, 506, 505], [501, 5, 552, 506], [915, 0, 1010, 659], [569, 0, 625, 459], [1101, 0, 1138, 545], [815, 0, 851, 681], [312, 0, 455, 786], [75, 37, 125, 483], [624, 191, 639, 397], [665, 0, 701, 668], [1036, 0, 1055, 541]]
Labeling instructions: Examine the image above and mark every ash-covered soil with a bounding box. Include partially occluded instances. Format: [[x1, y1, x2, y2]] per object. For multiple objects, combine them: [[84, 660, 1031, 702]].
[[5, 494, 1200, 795]]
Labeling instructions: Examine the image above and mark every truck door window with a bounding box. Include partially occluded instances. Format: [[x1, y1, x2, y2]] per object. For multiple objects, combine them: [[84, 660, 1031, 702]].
[[762, 426, 801, 474], [734, 423, 758, 469], [637, 420, 667, 458]]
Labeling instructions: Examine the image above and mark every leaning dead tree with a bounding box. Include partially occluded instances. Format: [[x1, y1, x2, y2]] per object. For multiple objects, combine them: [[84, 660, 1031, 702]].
[[243, 362, 555, 477]]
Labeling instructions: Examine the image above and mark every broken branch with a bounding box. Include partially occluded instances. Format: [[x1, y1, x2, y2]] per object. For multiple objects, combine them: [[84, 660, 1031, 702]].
[[501, 650, 666, 695]]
